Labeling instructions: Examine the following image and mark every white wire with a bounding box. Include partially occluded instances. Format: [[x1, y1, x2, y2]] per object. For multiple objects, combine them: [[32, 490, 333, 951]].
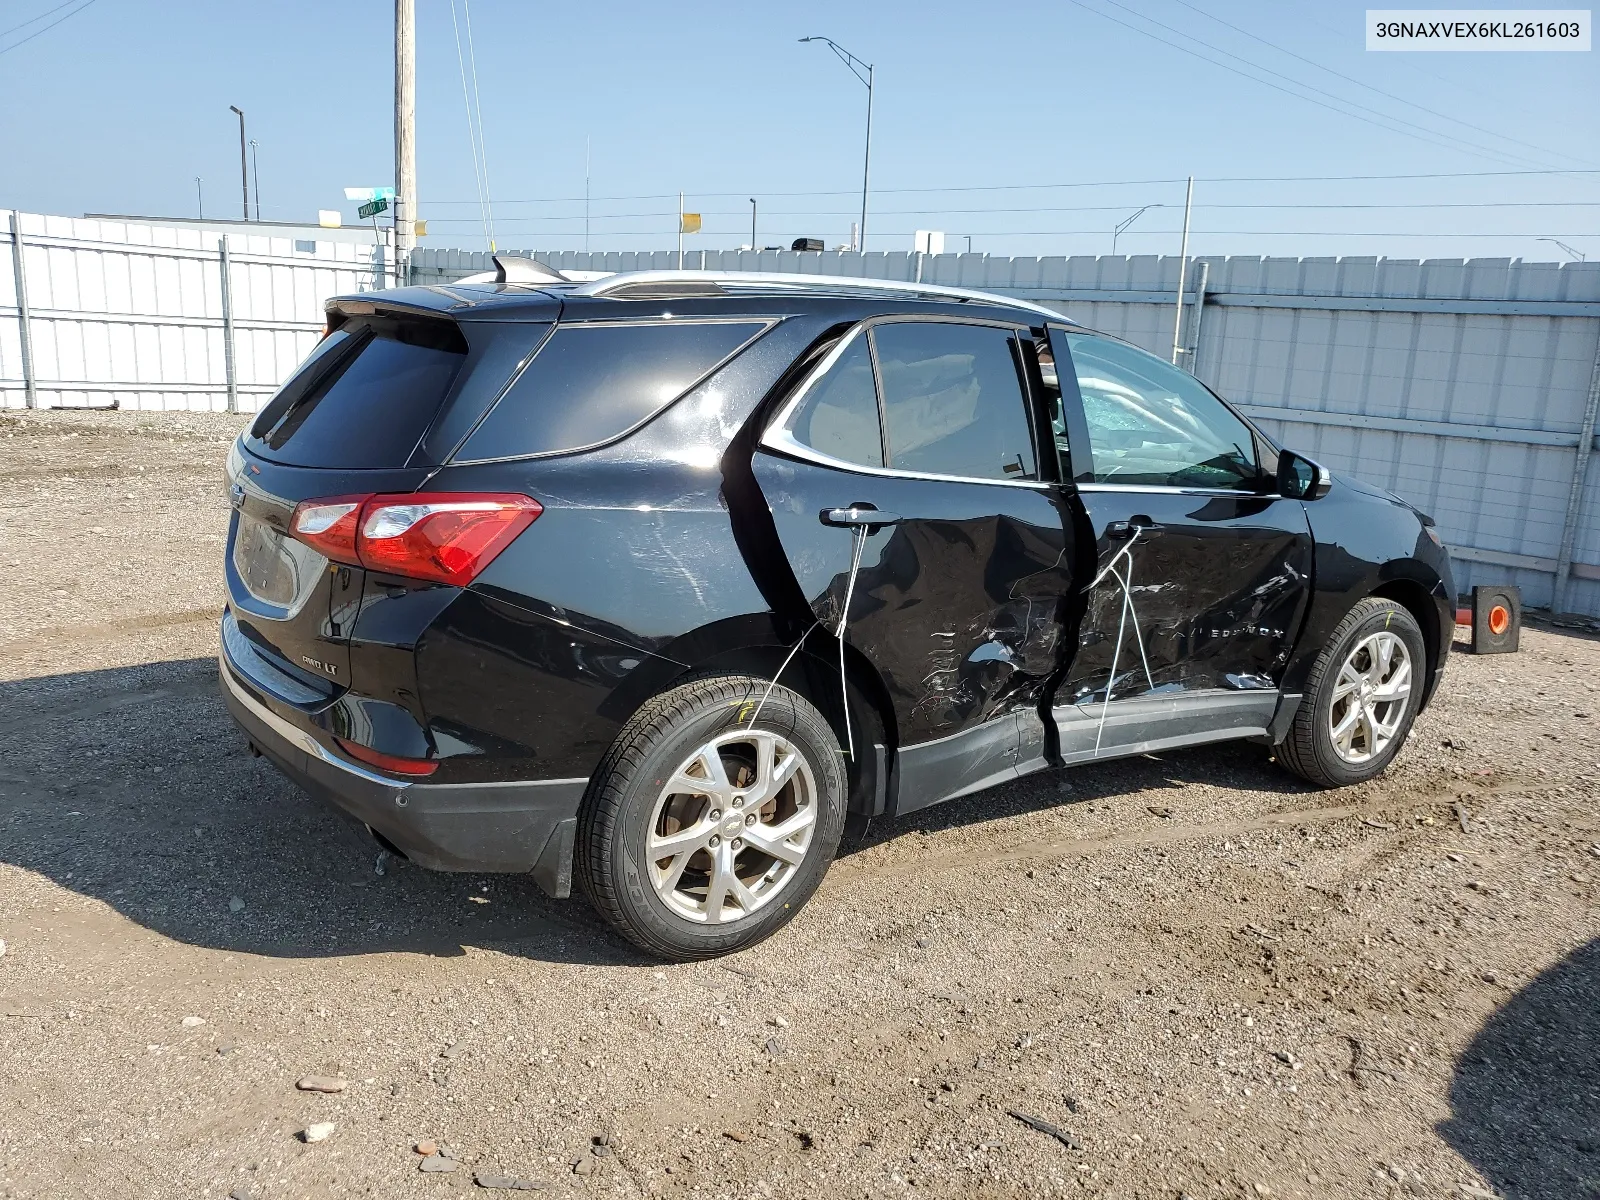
[[448, 1, 490, 250], [835, 525, 870, 762], [461, 0, 496, 251], [745, 620, 823, 731]]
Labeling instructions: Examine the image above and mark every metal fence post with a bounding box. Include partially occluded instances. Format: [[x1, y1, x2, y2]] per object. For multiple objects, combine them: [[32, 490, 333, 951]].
[[9, 211, 38, 409], [219, 235, 239, 415], [1551, 322, 1600, 615], [1184, 260, 1209, 376]]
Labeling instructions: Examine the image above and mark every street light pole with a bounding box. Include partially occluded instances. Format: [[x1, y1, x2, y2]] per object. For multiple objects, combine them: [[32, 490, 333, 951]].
[[195, 177, 203, 219], [1112, 204, 1162, 256], [248, 139, 260, 221], [799, 36, 874, 252], [749, 198, 757, 250], [1537, 237, 1586, 262], [228, 106, 248, 220]]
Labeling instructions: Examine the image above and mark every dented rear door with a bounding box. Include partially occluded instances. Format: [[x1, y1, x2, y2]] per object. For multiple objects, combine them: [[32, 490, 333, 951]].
[[751, 318, 1077, 809]]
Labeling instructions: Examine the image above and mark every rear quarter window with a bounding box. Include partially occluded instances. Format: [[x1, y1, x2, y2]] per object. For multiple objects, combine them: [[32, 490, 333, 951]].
[[455, 319, 770, 462]]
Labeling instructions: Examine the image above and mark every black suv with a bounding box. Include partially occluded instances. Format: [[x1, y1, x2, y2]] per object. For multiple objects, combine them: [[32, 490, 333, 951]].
[[221, 264, 1454, 960]]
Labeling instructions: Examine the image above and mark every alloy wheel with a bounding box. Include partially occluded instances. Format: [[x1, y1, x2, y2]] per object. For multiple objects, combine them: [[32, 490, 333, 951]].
[[1327, 630, 1413, 764], [645, 730, 818, 924]]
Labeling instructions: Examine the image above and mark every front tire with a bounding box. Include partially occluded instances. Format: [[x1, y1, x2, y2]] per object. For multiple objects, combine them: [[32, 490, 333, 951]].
[[575, 675, 847, 960], [1277, 597, 1426, 788]]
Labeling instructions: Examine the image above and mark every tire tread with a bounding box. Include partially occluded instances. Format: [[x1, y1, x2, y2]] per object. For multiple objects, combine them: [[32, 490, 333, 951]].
[[1278, 596, 1417, 788]]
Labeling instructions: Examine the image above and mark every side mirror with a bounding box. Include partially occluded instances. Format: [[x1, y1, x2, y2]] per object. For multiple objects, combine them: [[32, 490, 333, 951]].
[[1277, 449, 1333, 501]]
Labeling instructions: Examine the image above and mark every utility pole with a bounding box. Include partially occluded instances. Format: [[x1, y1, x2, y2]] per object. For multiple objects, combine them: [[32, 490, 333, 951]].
[[678, 192, 684, 269], [229, 106, 249, 219], [395, 0, 417, 280], [584, 136, 591, 254], [1170, 176, 1193, 365]]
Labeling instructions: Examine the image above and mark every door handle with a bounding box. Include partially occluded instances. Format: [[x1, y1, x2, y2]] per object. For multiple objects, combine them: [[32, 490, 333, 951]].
[[821, 506, 901, 529], [1106, 515, 1164, 540]]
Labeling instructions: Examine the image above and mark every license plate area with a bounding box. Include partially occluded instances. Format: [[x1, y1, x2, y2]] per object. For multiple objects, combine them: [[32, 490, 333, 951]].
[[232, 510, 326, 616]]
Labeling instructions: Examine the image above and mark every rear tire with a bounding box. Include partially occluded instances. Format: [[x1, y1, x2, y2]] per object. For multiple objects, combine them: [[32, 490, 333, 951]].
[[1277, 597, 1426, 788], [575, 675, 847, 961]]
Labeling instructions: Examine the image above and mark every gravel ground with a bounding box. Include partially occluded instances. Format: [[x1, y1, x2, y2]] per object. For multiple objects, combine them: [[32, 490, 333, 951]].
[[0, 409, 1596, 1200]]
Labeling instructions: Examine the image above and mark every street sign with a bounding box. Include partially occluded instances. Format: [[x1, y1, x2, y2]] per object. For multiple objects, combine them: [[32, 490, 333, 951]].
[[358, 196, 389, 220], [344, 186, 396, 203]]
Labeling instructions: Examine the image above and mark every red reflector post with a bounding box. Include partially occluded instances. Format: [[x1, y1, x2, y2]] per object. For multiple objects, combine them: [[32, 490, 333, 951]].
[[335, 737, 439, 777], [356, 493, 541, 586]]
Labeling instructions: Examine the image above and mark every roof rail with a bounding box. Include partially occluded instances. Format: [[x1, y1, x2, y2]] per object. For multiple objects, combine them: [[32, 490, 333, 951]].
[[570, 270, 1071, 323]]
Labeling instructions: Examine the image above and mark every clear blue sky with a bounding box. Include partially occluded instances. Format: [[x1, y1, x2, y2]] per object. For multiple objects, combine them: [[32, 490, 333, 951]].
[[1, 0, 1595, 261]]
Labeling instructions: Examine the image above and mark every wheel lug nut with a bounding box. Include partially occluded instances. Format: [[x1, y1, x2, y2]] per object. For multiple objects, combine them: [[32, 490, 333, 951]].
[[708, 834, 721, 847], [744, 814, 756, 826], [732, 838, 743, 851], [733, 797, 743, 808], [709, 810, 721, 821]]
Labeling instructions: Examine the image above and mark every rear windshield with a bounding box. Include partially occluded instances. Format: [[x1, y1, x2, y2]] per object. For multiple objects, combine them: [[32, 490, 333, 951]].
[[454, 319, 768, 462], [247, 314, 468, 468]]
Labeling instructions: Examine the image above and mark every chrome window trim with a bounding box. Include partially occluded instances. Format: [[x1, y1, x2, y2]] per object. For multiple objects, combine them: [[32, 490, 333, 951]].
[[1076, 482, 1273, 498], [761, 425, 1053, 491], [762, 316, 1053, 490]]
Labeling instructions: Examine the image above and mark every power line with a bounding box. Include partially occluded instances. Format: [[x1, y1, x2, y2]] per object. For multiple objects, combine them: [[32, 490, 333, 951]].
[[423, 167, 1600, 207], [448, 0, 493, 250], [0, 0, 97, 56], [0, 0, 80, 40], [1168, 0, 1596, 170], [1090, 0, 1572, 172], [421, 200, 1600, 222], [1067, 0, 1569, 172]]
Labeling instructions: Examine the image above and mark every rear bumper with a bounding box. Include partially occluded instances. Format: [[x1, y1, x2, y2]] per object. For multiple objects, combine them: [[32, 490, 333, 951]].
[[219, 635, 586, 896]]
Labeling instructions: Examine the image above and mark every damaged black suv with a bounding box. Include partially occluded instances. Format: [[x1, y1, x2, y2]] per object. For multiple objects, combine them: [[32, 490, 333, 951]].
[[221, 262, 1454, 959]]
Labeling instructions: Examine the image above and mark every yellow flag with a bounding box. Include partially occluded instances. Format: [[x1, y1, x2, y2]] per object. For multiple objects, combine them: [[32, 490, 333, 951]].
[[679, 212, 702, 234]]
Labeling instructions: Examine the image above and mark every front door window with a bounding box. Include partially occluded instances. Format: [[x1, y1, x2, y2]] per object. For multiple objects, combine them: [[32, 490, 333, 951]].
[[1063, 333, 1260, 491]]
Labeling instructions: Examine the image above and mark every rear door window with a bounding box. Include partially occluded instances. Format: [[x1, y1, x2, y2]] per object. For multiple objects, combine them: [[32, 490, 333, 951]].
[[784, 334, 884, 468], [871, 321, 1037, 482], [456, 319, 769, 461], [247, 314, 468, 468]]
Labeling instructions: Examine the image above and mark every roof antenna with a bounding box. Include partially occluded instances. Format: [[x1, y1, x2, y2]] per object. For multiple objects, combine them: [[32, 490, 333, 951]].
[[492, 254, 566, 284]]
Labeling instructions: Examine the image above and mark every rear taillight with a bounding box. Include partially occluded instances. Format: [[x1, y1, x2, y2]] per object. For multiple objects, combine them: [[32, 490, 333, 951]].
[[289, 492, 541, 587], [289, 497, 365, 563]]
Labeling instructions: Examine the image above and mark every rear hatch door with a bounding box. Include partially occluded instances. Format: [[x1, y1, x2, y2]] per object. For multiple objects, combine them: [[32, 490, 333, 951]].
[[225, 306, 544, 699]]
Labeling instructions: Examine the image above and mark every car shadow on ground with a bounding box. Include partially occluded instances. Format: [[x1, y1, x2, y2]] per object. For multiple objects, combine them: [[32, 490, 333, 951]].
[[1439, 938, 1600, 1200], [1, 656, 1309, 969]]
